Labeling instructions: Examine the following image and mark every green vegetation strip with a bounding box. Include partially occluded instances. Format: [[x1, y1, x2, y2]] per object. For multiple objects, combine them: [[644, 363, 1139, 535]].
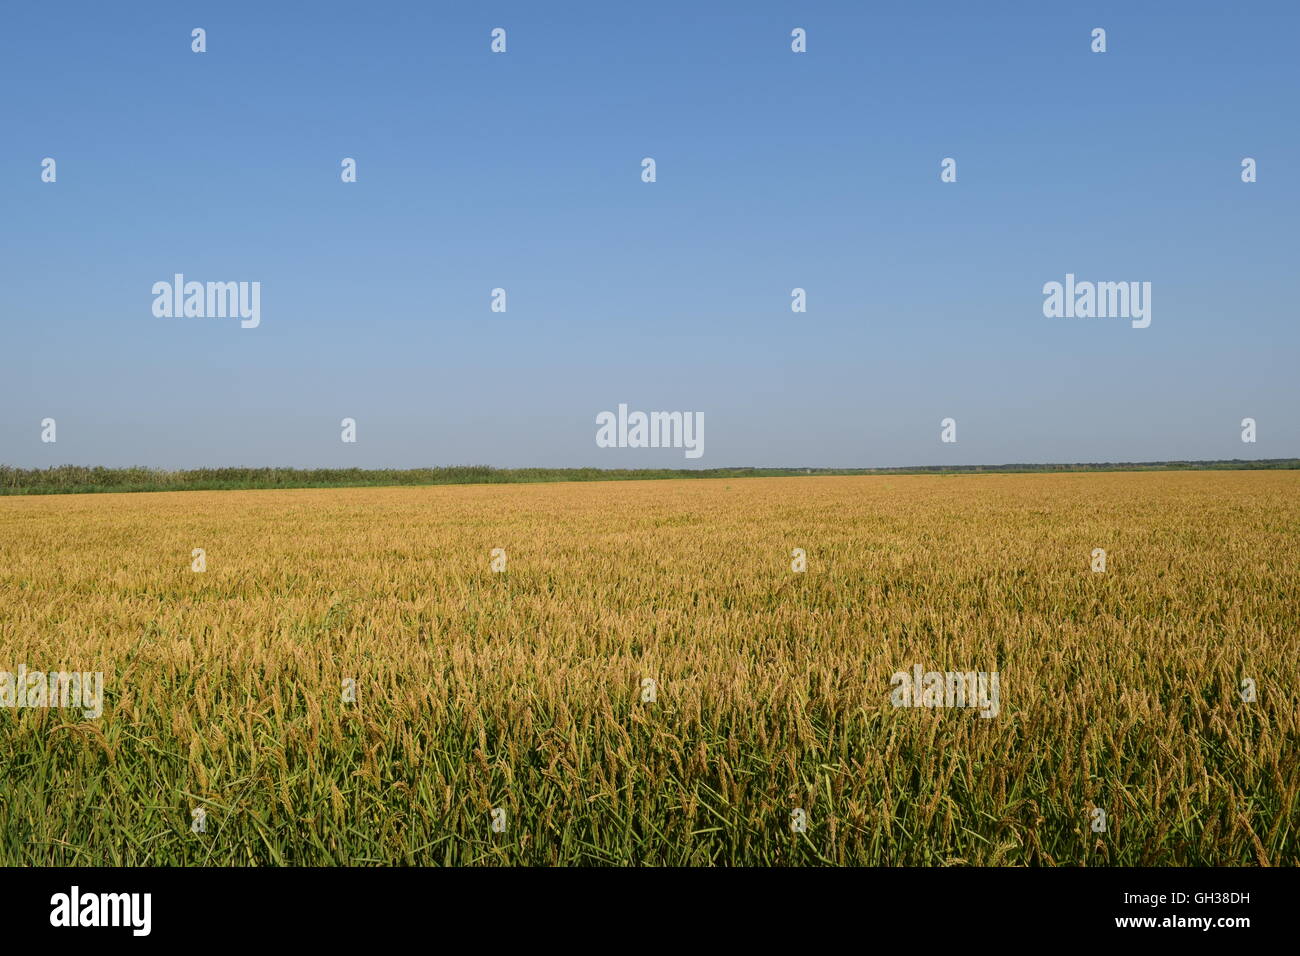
[[2, 460, 1297, 496]]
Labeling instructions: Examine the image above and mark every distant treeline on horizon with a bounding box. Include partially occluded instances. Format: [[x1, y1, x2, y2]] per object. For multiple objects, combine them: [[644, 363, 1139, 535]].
[[1, 460, 1297, 496]]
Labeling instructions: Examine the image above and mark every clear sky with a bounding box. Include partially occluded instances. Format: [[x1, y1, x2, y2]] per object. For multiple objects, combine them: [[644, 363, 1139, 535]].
[[2, 1, 1296, 469]]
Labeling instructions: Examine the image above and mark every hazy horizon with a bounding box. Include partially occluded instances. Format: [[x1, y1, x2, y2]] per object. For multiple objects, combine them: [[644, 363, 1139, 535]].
[[6, 456, 1294, 474]]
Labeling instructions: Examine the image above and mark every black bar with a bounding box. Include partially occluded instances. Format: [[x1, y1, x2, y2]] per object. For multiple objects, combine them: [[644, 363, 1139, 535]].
[[6, 865, 1285, 941]]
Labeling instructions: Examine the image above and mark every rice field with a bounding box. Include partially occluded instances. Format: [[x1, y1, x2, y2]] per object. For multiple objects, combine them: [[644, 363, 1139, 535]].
[[0, 471, 1296, 866]]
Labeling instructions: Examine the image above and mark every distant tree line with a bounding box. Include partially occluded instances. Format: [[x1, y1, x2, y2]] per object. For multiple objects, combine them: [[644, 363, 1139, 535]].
[[0, 460, 1295, 496]]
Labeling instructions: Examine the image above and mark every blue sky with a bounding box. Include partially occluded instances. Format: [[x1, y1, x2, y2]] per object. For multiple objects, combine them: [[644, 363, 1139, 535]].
[[2, 1, 1296, 468]]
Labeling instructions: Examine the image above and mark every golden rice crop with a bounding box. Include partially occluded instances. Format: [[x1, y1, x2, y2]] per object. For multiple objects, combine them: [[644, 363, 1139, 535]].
[[0, 471, 1296, 865]]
